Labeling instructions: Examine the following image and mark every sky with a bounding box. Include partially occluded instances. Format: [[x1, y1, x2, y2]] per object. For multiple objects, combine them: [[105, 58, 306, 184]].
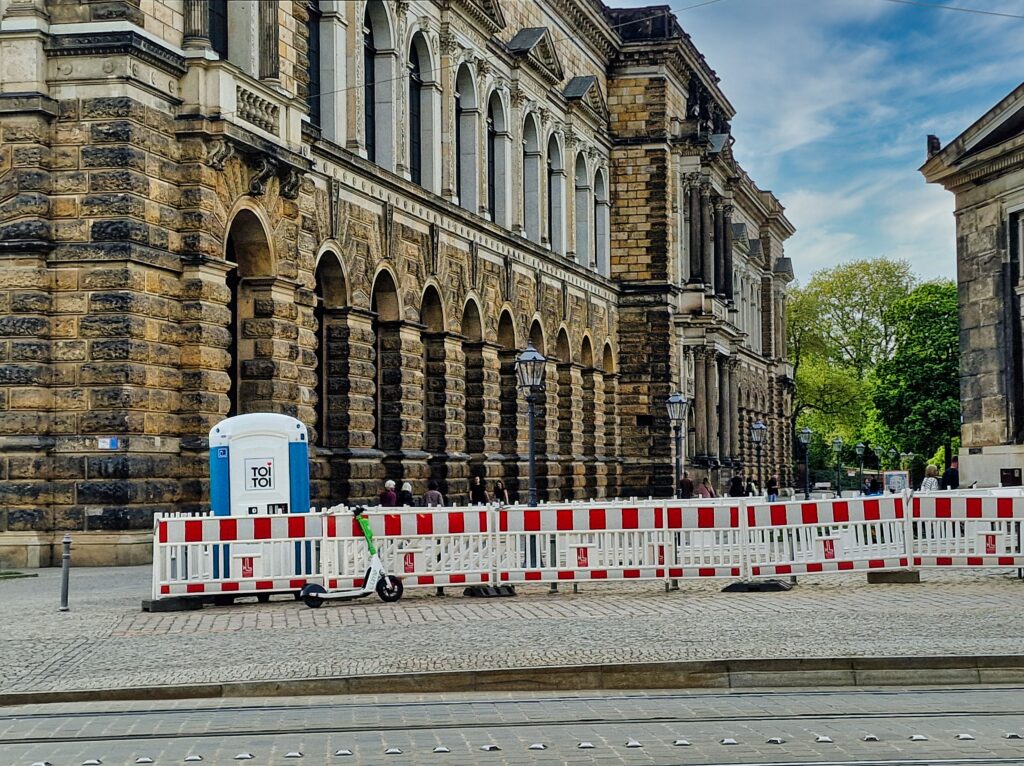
[[610, 0, 1024, 283]]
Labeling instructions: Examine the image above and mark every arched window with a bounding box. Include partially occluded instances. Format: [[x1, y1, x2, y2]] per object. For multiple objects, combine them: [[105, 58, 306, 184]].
[[594, 168, 610, 276], [573, 152, 591, 268], [313, 252, 347, 447], [408, 46, 422, 185], [307, 0, 322, 127], [546, 135, 565, 255], [486, 109, 496, 217], [522, 114, 541, 243], [454, 64, 479, 212], [486, 92, 509, 227], [362, 12, 376, 163]]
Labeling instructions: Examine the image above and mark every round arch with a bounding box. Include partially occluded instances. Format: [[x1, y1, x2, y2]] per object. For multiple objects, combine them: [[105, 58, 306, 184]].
[[370, 268, 401, 321], [581, 335, 594, 369], [555, 327, 571, 365], [225, 204, 274, 277], [314, 250, 347, 310], [497, 309, 517, 350], [529, 318, 546, 355], [602, 343, 616, 374], [462, 298, 483, 342], [363, 0, 395, 49], [420, 284, 445, 333]]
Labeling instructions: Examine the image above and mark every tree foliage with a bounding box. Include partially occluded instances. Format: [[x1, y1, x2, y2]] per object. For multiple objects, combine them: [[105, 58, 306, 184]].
[[872, 281, 960, 460]]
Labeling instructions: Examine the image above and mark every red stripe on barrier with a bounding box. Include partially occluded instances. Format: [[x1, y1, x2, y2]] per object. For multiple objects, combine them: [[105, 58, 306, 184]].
[[525, 571, 541, 581], [868, 559, 885, 569], [623, 569, 641, 578], [219, 518, 237, 541], [590, 508, 606, 530], [730, 506, 740, 528], [698, 567, 716, 577], [524, 510, 540, 532], [863, 499, 880, 521], [287, 516, 305, 539], [801, 504, 818, 524], [481, 573, 489, 582], [999, 497, 1015, 518], [1000, 556, 1017, 566], [158, 521, 167, 544], [770, 506, 788, 527], [416, 513, 433, 536], [479, 511, 488, 532], [255, 580, 273, 590], [384, 514, 401, 537], [557, 509, 573, 531], [731, 568, 740, 577], [656, 569, 665, 578], [669, 568, 682, 577], [253, 517, 272, 540], [499, 511, 508, 532], [668, 507, 681, 529], [354, 579, 364, 588], [329, 579, 337, 588], [833, 502, 849, 523], [936, 497, 951, 518], [900, 558, 908, 567], [807, 563, 823, 573], [186, 583, 205, 593], [419, 575, 434, 585], [838, 561, 854, 571], [751, 566, 761, 576], [327, 515, 336, 537], [967, 497, 982, 518], [184, 520, 203, 543], [591, 570, 608, 579], [450, 574, 466, 584], [221, 582, 239, 591], [913, 557, 922, 566], [623, 508, 639, 529], [160, 585, 169, 595], [698, 507, 715, 528], [557, 571, 575, 580], [289, 579, 306, 589], [936, 556, 952, 566], [747, 507, 756, 527], [967, 557, 982, 566], [775, 564, 792, 575], [449, 512, 465, 534], [655, 507, 663, 528], [500, 573, 509, 581]]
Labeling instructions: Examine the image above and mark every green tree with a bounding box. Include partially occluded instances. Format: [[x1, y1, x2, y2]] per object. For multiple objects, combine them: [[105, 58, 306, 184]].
[[872, 281, 960, 464]]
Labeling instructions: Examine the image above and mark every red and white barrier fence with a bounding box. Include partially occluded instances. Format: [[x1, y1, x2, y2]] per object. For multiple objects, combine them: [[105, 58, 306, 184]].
[[150, 492, 1024, 603]]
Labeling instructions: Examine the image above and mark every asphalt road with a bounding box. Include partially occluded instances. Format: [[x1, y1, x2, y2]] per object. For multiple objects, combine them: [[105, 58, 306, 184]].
[[4, 686, 1024, 765]]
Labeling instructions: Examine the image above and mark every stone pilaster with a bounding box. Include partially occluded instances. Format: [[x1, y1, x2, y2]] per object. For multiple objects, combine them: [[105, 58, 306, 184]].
[[723, 204, 735, 301], [719, 356, 731, 462], [700, 184, 713, 292], [693, 348, 708, 458], [705, 351, 719, 460], [473, 342, 504, 483], [556, 362, 584, 499], [688, 180, 702, 282], [582, 366, 606, 498], [423, 331, 466, 497], [728, 358, 740, 463], [258, 0, 280, 80], [182, 0, 210, 50], [713, 200, 724, 296], [498, 349, 526, 502]]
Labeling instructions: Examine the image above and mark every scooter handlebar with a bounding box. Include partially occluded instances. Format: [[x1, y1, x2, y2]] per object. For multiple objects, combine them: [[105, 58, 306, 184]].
[[351, 505, 366, 518]]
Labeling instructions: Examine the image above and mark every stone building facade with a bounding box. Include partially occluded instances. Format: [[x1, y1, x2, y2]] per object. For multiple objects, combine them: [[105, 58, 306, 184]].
[[923, 81, 1024, 487], [0, 0, 793, 565]]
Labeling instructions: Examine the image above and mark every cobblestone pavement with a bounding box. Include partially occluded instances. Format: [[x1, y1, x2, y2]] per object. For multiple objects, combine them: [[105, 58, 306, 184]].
[[4, 687, 1024, 765], [1, 567, 1024, 695]]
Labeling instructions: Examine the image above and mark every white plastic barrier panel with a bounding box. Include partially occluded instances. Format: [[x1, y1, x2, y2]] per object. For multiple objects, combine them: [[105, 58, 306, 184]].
[[663, 503, 745, 579], [494, 503, 666, 584], [152, 513, 322, 599], [744, 496, 909, 577], [913, 494, 1024, 568], [321, 506, 493, 590], [208, 413, 310, 516]]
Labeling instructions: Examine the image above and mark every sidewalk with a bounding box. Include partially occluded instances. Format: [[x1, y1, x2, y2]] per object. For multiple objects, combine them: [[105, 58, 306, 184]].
[[2, 566, 1024, 700]]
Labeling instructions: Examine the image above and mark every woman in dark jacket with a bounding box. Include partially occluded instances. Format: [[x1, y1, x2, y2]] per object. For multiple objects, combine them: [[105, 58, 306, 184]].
[[469, 476, 489, 505], [728, 475, 746, 497]]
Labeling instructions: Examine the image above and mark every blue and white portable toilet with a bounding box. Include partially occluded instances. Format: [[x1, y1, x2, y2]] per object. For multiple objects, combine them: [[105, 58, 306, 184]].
[[208, 413, 310, 516]]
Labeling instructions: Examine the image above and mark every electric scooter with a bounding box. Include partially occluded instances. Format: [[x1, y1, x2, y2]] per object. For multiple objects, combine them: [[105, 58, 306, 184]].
[[300, 506, 403, 608]]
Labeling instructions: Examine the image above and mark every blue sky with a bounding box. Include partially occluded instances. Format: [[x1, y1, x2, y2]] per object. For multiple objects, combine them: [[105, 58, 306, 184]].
[[611, 0, 1024, 282]]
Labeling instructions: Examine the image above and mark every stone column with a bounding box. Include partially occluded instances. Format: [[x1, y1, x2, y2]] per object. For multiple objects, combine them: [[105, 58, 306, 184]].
[[556, 362, 581, 499], [700, 184, 714, 293], [475, 343, 503, 485], [688, 181, 701, 282], [723, 204, 735, 301], [693, 348, 708, 458], [728, 358, 740, 462], [498, 349, 526, 503], [258, 0, 279, 80], [602, 372, 620, 497], [183, 0, 210, 49], [705, 351, 719, 460], [424, 333, 467, 497], [719, 357, 731, 462], [713, 200, 725, 297]]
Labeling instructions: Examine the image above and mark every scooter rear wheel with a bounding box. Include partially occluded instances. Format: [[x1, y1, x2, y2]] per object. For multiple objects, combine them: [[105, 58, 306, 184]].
[[375, 575, 403, 603]]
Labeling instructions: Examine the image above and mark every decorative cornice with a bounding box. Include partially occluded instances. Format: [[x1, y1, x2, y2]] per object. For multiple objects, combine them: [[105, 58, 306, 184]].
[[45, 31, 187, 78]]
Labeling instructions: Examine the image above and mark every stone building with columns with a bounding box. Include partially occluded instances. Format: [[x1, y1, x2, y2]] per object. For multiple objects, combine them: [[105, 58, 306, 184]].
[[0, 0, 793, 565]]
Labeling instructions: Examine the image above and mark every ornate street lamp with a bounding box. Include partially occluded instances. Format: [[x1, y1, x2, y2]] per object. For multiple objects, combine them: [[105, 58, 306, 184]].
[[750, 421, 767, 495], [798, 426, 812, 500], [855, 442, 866, 495], [888, 448, 898, 469], [832, 436, 844, 497], [666, 392, 687, 499], [516, 343, 546, 506]]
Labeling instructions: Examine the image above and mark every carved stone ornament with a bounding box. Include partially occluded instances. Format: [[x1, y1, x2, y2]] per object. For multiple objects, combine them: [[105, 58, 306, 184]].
[[206, 138, 235, 171], [382, 201, 395, 260], [510, 86, 528, 108], [469, 240, 480, 289], [429, 222, 440, 275], [280, 168, 302, 200], [248, 156, 275, 196]]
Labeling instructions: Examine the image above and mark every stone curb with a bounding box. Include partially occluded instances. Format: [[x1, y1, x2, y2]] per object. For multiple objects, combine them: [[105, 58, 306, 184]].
[[3, 655, 1024, 707]]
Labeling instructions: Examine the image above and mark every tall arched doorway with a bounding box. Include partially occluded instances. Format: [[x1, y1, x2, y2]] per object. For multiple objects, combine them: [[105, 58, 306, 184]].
[[497, 311, 521, 499], [529, 319, 550, 502], [421, 285, 449, 494], [602, 343, 619, 496], [555, 328, 575, 500], [370, 270, 401, 483], [462, 300, 486, 487], [313, 251, 348, 448]]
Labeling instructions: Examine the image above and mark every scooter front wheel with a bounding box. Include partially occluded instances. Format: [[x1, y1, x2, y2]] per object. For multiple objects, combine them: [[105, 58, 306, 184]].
[[300, 583, 327, 609], [375, 575, 403, 603]]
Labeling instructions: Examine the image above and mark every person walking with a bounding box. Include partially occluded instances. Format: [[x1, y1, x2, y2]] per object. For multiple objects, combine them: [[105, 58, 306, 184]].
[[745, 476, 757, 497], [423, 480, 445, 507], [469, 475, 489, 505], [766, 473, 779, 502], [941, 456, 960, 490], [697, 477, 716, 498], [727, 475, 745, 497], [379, 479, 397, 507], [492, 479, 510, 504], [920, 464, 941, 493], [398, 481, 415, 507], [679, 471, 694, 499]]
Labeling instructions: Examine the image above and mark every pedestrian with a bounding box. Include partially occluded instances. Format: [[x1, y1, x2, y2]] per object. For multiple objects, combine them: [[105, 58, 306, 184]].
[[423, 480, 445, 507], [941, 456, 960, 490], [727, 475, 745, 497], [920, 464, 941, 493], [469, 475, 489, 505], [398, 481, 415, 507], [766, 473, 779, 502], [745, 476, 757, 497], [679, 471, 694, 499], [868, 477, 881, 496], [492, 479, 510, 504], [697, 477, 716, 498], [379, 479, 397, 507]]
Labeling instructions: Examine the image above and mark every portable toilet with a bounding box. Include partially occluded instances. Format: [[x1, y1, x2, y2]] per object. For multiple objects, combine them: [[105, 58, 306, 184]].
[[208, 413, 310, 516]]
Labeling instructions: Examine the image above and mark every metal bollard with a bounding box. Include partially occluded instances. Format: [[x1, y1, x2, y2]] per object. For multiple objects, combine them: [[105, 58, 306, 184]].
[[58, 533, 71, 612]]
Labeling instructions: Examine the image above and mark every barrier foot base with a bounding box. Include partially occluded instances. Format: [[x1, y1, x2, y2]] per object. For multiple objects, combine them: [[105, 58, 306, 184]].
[[867, 570, 921, 584], [464, 585, 517, 598], [141, 597, 204, 613], [720, 579, 792, 593]]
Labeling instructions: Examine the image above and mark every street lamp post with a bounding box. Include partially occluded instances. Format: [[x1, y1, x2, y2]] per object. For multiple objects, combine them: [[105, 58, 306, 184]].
[[888, 448, 898, 470], [666, 393, 687, 499], [832, 436, 844, 498], [855, 442, 866, 495], [516, 343, 546, 506], [798, 426, 812, 500], [750, 421, 767, 495]]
